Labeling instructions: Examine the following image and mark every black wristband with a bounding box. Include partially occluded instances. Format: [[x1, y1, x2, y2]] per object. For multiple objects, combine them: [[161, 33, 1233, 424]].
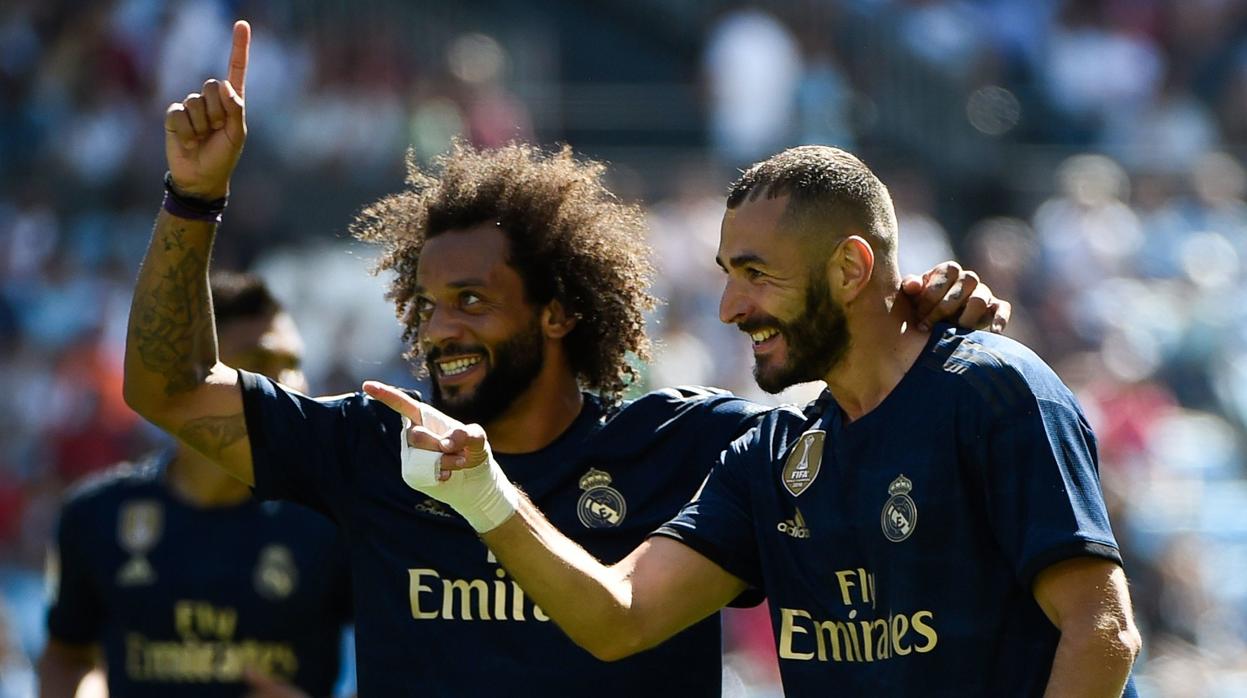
[[162, 172, 228, 223]]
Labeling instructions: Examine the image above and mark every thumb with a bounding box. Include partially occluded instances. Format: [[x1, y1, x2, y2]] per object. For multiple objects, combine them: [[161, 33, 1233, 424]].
[[900, 274, 923, 296]]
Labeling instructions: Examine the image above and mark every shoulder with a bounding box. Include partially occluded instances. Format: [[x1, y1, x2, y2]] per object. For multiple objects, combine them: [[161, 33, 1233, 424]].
[[59, 458, 164, 524], [919, 327, 1079, 420], [620, 386, 772, 428], [241, 369, 410, 431]]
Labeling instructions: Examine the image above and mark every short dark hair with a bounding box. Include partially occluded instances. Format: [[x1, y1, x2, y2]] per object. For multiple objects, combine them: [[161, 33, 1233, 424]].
[[210, 271, 281, 328], [727, 145, 898, 264], [350, 140, 656, 401]]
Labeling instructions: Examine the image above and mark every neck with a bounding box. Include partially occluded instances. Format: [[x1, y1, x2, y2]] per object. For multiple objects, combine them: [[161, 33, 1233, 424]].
[[165, 449, 252, 507], [483, 361, 585, 455], [821, 287, 929, 422]]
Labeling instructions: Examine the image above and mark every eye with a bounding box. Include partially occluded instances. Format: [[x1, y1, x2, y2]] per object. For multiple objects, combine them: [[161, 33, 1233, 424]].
[[415, 297, 434, 321], [460, 291, 483, 309], [744, 267, 765, 281]]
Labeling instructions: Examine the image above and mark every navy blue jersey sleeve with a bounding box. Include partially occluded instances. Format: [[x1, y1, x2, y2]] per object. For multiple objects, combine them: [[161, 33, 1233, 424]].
[[239, 370, 389, 521], [45, 503, 102, 645], [969, 382, 1122, 586], [651, 428, 763, 591]]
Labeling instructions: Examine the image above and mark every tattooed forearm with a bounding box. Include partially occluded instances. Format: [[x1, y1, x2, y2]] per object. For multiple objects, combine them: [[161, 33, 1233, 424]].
[[132, 227, 216, 396], [179, 414, 247, 459]]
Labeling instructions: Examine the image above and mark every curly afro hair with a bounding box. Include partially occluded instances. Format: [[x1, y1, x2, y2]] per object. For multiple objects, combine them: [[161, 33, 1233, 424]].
[[351, 140, 656, 401]]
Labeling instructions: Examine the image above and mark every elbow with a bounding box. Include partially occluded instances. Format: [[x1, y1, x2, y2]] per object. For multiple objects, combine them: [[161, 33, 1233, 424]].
[[584, 634, 647, 663], [1118, 622, 1143, 666], [578, 613, 650, 663]]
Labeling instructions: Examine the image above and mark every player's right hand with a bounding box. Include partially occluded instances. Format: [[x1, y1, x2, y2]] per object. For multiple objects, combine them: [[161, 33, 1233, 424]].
[[164, 20, 250, 200], [363, 380, 521, 533]]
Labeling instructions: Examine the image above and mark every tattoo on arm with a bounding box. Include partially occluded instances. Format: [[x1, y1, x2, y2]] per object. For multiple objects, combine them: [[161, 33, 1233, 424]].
[[133, 241, 214, 396], [178, 414, 247, 459]]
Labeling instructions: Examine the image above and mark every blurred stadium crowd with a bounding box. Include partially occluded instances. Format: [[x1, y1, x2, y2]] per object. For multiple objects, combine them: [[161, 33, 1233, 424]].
[[3, 0, 1247, 695]]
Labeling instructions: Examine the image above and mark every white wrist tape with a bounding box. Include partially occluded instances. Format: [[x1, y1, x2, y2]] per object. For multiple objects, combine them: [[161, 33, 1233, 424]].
[[400, 416, 521, 533]]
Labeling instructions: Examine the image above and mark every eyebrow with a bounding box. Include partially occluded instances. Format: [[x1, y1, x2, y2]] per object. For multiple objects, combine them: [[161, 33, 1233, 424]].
[[414, 278, 489, 294], [714, 253, 766, 272]]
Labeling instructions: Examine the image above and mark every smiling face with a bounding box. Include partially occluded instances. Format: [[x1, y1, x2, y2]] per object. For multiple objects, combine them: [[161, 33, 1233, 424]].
[[717, 194, 852, 394], [414, 223, 548, 425]]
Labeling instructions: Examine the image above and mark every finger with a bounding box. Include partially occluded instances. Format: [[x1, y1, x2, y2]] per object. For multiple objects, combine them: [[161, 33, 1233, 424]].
[[165, 103, 196, 149], [406, 425, 453, 452], [955, 296, 990, 329], [202, 79, 226, 129], [183, 93, 209, 136], [362, 380, 425, 424], [219, 79, 244, 116], [228, 20, 251, 98], [989, 300, 1011, 334], [900, 274, 923, 296], [916, 262, 961, 321], [923, 269, 977, 329]]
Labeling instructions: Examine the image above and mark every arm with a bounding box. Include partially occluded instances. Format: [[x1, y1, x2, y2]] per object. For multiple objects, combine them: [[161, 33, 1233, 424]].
[[123, 21, 255, 485], [36, 640, 98, 698], [362, 382, 748, 661], [1035, 558, 1140, 698], [483, 497, 747, 661]]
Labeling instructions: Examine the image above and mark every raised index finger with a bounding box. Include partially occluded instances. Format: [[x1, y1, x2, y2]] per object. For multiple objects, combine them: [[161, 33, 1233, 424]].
[[362, 380, 424, 425], [227, 20, 251, 98]]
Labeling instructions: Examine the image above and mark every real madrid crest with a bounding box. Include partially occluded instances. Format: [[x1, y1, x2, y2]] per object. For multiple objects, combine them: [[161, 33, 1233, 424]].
[[116, 500, 162, 586], [254, 544, 298, 600], [577, 468, 627, 529], [781, 430, 825, 497], [881, 474, 917, 543]]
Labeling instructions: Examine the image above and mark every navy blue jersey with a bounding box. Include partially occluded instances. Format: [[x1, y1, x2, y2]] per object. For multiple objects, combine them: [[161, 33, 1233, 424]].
[[238, 372, 769, 697], [657, 326, 1135, 697], [47, 457, 351, 697]]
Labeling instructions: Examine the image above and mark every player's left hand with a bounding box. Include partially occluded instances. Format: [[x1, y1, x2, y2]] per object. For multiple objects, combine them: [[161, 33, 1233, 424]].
[[242, 669, 310, 698], [901, 261, 1011, 334]]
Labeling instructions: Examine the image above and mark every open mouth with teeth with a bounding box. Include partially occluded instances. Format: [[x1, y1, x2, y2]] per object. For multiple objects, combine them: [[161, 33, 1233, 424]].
[[748, 327, 781, 351], [436, 355, 483, 379]]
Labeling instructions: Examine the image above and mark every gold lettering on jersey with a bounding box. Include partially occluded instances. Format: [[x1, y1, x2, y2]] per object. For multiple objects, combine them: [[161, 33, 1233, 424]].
[[777, 566, 939, 664], [781, 430, 825, 497], [124, 600, 296, 682], [408, 567, 550, 622]]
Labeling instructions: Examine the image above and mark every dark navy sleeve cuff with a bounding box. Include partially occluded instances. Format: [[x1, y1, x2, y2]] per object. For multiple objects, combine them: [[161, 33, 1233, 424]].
[[1019, 539, 1123, 588], [649, 526, 765, 606], [237, 369, 284, 502]]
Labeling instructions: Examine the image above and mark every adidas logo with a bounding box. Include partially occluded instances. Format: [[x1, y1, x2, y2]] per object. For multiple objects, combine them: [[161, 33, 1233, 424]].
[[415, 499, 452, 518], [777, 508, 811, 539]]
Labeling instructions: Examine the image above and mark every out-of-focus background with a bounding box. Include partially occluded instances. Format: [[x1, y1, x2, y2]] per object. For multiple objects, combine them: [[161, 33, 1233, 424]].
[[1, 0, 1246, 695]]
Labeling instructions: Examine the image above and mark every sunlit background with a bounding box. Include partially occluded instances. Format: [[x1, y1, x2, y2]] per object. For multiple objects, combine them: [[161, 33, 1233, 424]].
[[2, 1, 1247, 695]]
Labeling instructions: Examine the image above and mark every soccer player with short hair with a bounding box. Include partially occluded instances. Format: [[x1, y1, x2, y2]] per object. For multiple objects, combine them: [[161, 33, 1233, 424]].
[[383, 146, 1142, 697], [40, 272, 352, 698], [123, 22, 1009, 696]]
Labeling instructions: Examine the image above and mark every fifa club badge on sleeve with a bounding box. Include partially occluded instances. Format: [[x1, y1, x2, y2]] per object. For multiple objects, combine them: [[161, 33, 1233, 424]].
[[577, 468, 627, 528], [781, 430, 825, 497], [117, 500, 163, 586], [881, 474, 918, 543]]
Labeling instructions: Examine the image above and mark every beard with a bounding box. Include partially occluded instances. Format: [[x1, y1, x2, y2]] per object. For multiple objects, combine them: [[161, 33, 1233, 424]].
[[747, 274, 851, 394], [426, 320, 545, 426]]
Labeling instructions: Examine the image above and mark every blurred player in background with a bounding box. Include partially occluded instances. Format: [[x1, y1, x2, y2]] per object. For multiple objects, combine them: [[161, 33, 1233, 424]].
[[40, 272, 353, 698], [121, 21, 1008, 696], [381, 145, 1141, 697]]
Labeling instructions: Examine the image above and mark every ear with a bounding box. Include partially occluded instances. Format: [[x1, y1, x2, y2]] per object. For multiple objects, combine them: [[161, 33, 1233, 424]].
[[541, 300, 578, 339], [828, 235, 875, 303]]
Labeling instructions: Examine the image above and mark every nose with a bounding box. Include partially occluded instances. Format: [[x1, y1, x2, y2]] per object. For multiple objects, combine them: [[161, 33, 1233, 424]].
[[420, 304, 464, 350], [719, 279, 752, 325]]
